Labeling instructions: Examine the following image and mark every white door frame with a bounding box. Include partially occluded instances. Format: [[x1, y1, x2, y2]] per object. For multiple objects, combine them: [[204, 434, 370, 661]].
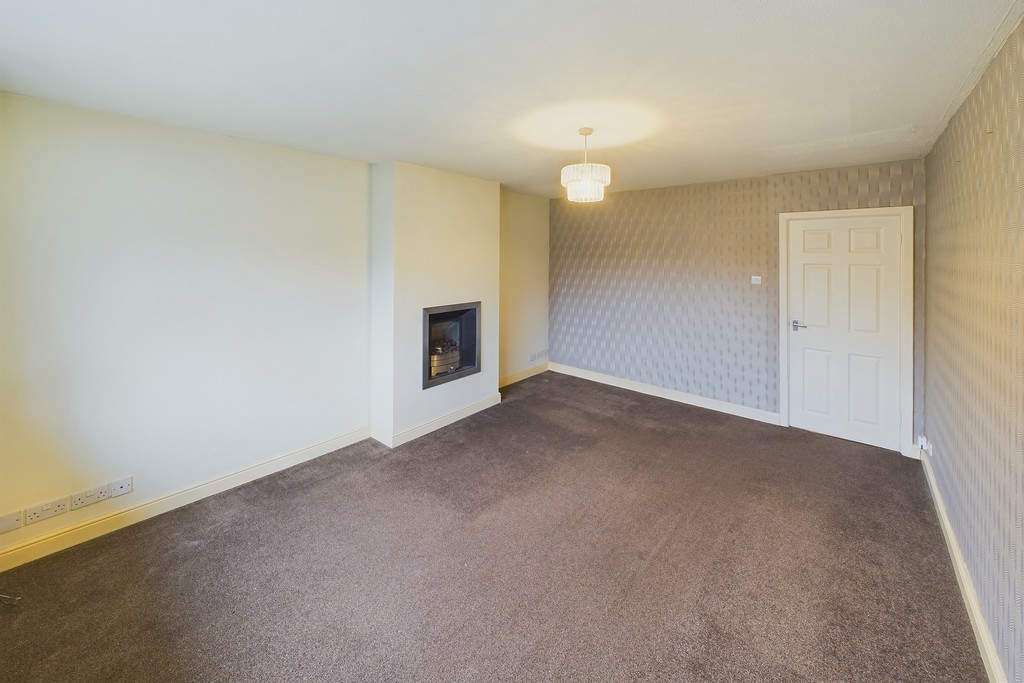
[[778, 206, 915, 457]]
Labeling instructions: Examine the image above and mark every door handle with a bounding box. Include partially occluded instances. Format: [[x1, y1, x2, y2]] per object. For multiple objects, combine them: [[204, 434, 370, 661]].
[[792, 320, 807, 331]]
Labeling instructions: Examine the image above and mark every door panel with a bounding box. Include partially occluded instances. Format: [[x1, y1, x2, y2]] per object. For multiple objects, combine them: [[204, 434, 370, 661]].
[[802, 349, 831, 413], [848, 354, 880, 425], [803, 265, 831, 327], [849, 265, 881, 333], [803, 230, 833, 252], [849, 227, 883, 252]]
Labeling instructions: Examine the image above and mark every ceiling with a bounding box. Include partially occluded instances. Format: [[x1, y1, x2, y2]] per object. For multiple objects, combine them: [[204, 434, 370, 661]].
[[2, 0, 1022, 197]]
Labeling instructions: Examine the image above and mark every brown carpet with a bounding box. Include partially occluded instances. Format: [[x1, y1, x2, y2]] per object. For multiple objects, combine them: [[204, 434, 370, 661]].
[[0, 372, 985, 682]]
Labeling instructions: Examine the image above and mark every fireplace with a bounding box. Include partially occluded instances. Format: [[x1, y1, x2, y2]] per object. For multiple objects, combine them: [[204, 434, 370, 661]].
[[423, 302, 481, 389]]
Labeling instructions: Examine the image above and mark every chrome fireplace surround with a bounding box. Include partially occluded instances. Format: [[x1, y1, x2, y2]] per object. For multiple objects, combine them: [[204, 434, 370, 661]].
[[422, 302, 481, 389]]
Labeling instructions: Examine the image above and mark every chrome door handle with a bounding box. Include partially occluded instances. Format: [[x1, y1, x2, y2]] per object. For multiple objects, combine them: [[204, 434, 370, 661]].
[[792, 320, 807, 331]]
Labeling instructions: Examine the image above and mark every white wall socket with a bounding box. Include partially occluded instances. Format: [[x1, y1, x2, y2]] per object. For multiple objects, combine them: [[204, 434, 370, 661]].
[[110, 476, 133, 498], [0, 510, 22, 534], [71, 484, 112, 510], [25, 497, 69, 524]]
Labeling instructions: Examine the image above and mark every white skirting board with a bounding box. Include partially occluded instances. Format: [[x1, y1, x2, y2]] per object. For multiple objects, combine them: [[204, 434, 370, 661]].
[[547, 363, 781, 425], [921, 451, 1008, 683], [372, 392, 502, 448], [499, 363, 549, 388], [0, 427, 371, 573]]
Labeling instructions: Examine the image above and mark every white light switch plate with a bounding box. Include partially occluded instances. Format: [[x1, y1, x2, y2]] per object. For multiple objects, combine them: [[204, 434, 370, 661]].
[[751, 275, 762, 285]]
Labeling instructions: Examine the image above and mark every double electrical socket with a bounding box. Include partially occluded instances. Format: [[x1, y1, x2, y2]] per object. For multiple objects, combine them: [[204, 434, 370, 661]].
[[71, 484, 110, 510], [25, 497, 69, 524]]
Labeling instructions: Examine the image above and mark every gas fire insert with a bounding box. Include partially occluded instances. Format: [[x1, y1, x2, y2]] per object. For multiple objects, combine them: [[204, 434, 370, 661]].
[[423, 302, 481, 389]]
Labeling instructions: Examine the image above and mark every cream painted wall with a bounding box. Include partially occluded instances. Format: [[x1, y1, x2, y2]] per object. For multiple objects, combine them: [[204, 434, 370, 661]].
[[498, 190, 549, 384], [370, 162, 500, 444], [0, 94, 371, 552], [369, 163, 396, 440]]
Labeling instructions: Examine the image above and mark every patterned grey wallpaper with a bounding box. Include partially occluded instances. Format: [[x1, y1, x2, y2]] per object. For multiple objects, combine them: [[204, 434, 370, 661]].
[[550, 178, 773, 409], [925, 19, 1022, 682], [550, 160, 925, 426]]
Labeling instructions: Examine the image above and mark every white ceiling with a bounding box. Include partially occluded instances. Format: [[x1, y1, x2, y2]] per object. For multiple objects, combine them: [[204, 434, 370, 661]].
[[2, 0, 1022, 197]]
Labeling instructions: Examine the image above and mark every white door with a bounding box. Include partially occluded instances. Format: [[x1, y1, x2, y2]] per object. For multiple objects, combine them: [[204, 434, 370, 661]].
[[780, 207, 913, 453]]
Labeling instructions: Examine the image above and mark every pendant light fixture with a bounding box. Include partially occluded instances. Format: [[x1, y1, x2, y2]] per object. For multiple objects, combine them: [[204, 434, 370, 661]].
[[560, 127, 611, 203]]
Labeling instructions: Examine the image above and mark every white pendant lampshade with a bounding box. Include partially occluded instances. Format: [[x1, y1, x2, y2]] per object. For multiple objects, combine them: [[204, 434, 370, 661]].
[[561, 128, 611, 202]]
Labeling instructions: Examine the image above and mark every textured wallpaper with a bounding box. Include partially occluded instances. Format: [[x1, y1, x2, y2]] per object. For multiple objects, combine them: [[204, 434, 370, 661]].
[[550, 178, 773, 409], [925, 20, 1023, 682], [550, 159, 925, 425]]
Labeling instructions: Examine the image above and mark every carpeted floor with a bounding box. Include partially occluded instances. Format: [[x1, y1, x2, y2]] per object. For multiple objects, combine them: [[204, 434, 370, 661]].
[[0, 372, 985, 682]]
